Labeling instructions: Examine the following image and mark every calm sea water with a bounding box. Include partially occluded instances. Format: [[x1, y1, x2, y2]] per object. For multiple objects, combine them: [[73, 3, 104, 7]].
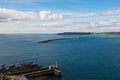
[[0, 34, 120, 80]]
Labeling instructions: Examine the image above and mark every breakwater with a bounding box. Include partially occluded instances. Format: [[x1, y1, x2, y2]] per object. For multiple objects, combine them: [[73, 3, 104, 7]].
[[38, 37, 80, 43], [38, 38, 70, 43]]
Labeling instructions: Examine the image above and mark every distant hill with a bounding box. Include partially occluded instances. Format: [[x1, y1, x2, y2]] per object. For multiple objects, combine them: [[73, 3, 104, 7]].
[[96, 32, 120, 35], [57, 32, 120, 35], [57, 32, 93, 35]]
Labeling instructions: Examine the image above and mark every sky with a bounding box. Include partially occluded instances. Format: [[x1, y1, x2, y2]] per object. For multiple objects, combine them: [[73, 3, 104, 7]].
[[0, 0, 120, 33]]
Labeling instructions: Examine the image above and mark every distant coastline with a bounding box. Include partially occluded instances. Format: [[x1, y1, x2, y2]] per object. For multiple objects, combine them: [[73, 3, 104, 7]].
[[57, 32, 120, 35]]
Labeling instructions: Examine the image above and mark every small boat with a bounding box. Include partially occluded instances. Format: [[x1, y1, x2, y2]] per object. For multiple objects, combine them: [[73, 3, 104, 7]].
[[53, 61, 62, 77], [54, 69, 62, 77], [76, 36, 80, 39]]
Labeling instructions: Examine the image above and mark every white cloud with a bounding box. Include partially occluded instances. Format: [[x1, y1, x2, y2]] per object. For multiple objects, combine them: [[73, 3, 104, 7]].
[[98, 9, 120, 16], [39, 10, 63, 20], [0, 8, 63, 22], [64, 12, 97, 17], [0, 8, 37, 22]]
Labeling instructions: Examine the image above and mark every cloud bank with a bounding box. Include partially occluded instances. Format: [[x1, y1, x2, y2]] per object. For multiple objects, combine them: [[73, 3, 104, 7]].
[[0, 8, 63, 22], [0, 8, 120, 33], [0, 19, 120, 33], [1, 8, 120, 23], [65, 9, 120, 17], [0, 8, 37, 22], [98, 9, 120, 16]]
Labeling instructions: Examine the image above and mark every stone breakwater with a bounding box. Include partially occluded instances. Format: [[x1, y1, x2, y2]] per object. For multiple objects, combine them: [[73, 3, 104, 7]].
[[38, 37, 80, 43]]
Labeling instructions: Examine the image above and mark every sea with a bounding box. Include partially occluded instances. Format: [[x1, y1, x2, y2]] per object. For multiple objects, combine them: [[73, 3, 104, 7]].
[[0, 34, 120, 80]]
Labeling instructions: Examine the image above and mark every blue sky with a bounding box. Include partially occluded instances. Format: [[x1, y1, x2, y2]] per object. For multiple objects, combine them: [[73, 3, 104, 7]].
[[1, 0, 120, 11], [0, 0, 120, 33]]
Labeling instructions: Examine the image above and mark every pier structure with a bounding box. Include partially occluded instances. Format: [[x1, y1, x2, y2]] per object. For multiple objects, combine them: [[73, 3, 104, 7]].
[[0, 62, 62, 80], [24, 65, 62, 78]]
